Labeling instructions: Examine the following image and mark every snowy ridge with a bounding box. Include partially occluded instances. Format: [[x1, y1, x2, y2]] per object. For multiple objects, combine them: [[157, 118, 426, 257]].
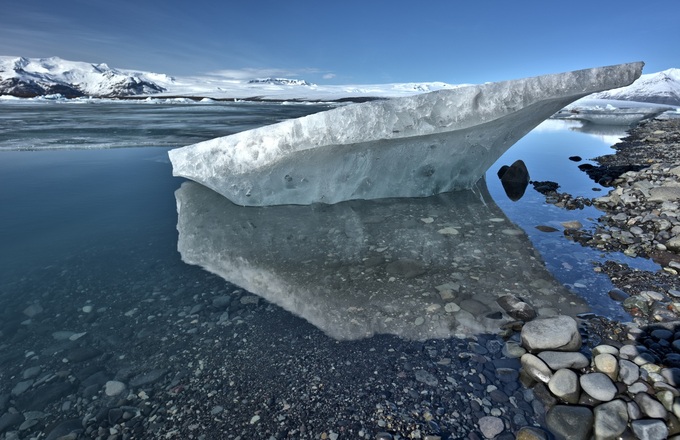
[[589, 68, 680, 106], [0, 56, 169, 98], [0, 56, 678, 104]]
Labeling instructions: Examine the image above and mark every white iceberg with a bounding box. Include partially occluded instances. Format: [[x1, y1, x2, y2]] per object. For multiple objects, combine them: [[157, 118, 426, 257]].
[[169, 63, 643, 206], [554, 98, 674, 125]]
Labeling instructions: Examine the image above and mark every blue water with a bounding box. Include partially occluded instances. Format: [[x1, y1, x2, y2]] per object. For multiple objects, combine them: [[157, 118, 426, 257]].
[[0, 101, 658, 319]]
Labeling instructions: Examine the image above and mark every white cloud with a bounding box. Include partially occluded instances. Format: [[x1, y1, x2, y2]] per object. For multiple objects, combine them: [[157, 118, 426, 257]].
[[205, 67, 335, 81]]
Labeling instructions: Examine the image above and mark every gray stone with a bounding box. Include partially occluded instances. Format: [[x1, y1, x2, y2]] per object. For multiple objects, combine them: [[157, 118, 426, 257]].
[[580, 372, 617, 402], [545, 405, 593, 440], [634, 392, 668, 419], [11, 380, 33, 397], [593, 399, 628, 440], [618, 359, 640, 385], [662, 367, 680, 387], [104, 380, 126, 397], [385, 259, 426, 279], [14, 382, 75, 411], [521, 315, 581, 352], [44, 418, 83, 440], [619, 344, 642, 359], [414, 370, 439, 387], [0, 412, 25, 433], [211, 295, 231, 309], [129, 369, 167, 388], [22, 303, 43, 318], [548, 369, 580, 404], [22, 366, 41, 380], [521, 353, 553, 383], [497, 295, 536, 321], [478, 416, 504, 439], [537, 351, 589, 370], [627, 400, 642, 420], [649, 186, 680, 203], [593, 353, 619, 380], [630, 419, 669, 440], [515, 427, 549, 440]]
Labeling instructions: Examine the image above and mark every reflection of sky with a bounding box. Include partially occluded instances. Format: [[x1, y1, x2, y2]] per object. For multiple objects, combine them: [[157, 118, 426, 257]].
[[486, 121, 659, 320]]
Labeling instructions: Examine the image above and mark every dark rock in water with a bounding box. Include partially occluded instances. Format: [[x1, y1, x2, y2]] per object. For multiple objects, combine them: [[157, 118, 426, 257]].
[[0, 393, 9, 412], [0, 412, 25, 433], [44, 418, 84, 440], [545, 405, 593, 440], [608, 288, 629, 302], [581, 164, 646, 186], [385, 258, 427, 279], [129, 368, 168, 388], [498, 160, 530, 201], [15, 381, 75, 411], [66, 346, 102, 363], [535, 225, 559, 233], [569, 156, 582, 162], [497, 295, 536, 321], [532, 181, 560, 195]]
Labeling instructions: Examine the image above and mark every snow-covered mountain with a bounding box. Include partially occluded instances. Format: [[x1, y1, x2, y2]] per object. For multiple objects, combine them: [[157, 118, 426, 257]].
[[0, 56, 170, 98], [588, 68, 680, 106], [1, 56, 678, 105], [247, 78, 313, 86]]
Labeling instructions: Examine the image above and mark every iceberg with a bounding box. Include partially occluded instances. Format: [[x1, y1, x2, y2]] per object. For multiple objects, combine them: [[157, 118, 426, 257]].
[[175, 180, 589, 341], [169, 63, 643, 206]]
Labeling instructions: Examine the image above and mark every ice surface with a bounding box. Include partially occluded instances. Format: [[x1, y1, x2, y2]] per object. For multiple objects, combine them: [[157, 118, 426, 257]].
[[555, 98, 674, 126], [169, 62, 643, 206], [175, 180, 589, 341]]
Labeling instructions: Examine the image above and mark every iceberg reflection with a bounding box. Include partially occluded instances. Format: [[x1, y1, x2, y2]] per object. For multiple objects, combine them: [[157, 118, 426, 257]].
[[175, 181, 588, 340]]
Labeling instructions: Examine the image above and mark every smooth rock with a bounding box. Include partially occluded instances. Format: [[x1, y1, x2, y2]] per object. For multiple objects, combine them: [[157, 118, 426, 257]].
[[497, 295, 536, 321], [129, 369, 167, 388], [630, 419, 669, 440], [634, 392, 668, 419], [594, 353, 619, 380], [415, 370, 439, 387], [515, 427, 549, 440], [593, 345, 619, 357], [538, 351, 589, 370], [521, 315, 581, 352], [0, 412, 25, 433], [548, 368, 580, 404], [11, 380, 33, 397], [104, 380, 126, 397], [663, 367, 680, 387], [22, 304, 43, 318], [618, 359, 640, 385], [521, 353, 553, 383], [545, 405, 593, 440], [478, 416, 504, 439], [580, 373, 617, 402], [593, 399, 628, 440]]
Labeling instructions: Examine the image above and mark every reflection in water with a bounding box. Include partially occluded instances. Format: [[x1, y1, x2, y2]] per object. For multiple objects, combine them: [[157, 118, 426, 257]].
[[176, 180, 588, 341]]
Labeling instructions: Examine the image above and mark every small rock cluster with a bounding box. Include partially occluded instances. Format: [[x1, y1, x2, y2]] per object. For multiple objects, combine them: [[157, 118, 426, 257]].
[[515, 314, 680, 440], [581, 120, 680, 269]]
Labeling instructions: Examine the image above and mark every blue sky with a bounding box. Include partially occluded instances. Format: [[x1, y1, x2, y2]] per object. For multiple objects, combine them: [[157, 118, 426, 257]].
[[1, 0, 678, 85]]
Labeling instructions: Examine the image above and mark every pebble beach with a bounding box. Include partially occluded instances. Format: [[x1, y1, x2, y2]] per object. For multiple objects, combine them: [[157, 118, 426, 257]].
[[1, 117, 680, 440]]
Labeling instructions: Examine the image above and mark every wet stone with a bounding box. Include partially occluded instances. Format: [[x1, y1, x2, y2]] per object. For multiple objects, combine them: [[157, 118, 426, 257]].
[[0, 412, 25, 433], [580, 373, 617, 402], [129, 369, 167, 388], [537, 351, 589, 370], [478, 416, 504, 439], [65, 346, 102, 363], [593, 399, 628, 440], [634, 392, 668, 419], [631, 418, 669, 440], [548, 369, 580, 404], [414, 370, 439, 387], [545, 405, 593, 440], [521, 315, 581, 352]]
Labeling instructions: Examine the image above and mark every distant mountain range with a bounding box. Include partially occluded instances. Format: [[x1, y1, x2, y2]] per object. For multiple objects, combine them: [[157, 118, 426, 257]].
[[1, 56, 679, 105]]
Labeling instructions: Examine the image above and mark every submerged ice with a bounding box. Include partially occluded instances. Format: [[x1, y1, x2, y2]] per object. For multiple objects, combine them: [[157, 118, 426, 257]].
[[175, 180, 590, 341], [169, 62, 643, 206]]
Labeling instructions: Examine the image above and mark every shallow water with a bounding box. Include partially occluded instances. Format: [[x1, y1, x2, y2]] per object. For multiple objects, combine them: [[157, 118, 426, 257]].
[[0, 102, 658, 330], [0, 101, 663, 438]]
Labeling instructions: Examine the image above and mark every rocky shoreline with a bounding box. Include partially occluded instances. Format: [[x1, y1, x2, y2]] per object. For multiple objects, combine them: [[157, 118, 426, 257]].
[[2, 118, 680, 440]]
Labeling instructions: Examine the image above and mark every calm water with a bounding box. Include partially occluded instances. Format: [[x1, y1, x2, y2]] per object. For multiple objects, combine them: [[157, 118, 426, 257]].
[[0, 100, 657, 325]]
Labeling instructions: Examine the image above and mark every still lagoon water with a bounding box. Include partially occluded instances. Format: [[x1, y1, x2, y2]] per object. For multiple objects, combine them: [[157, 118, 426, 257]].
[[0, 99, 660, 438]]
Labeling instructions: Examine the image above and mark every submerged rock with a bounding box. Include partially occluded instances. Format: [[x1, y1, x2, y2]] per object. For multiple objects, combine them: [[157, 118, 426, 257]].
[[169, 63, 643, 206]]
